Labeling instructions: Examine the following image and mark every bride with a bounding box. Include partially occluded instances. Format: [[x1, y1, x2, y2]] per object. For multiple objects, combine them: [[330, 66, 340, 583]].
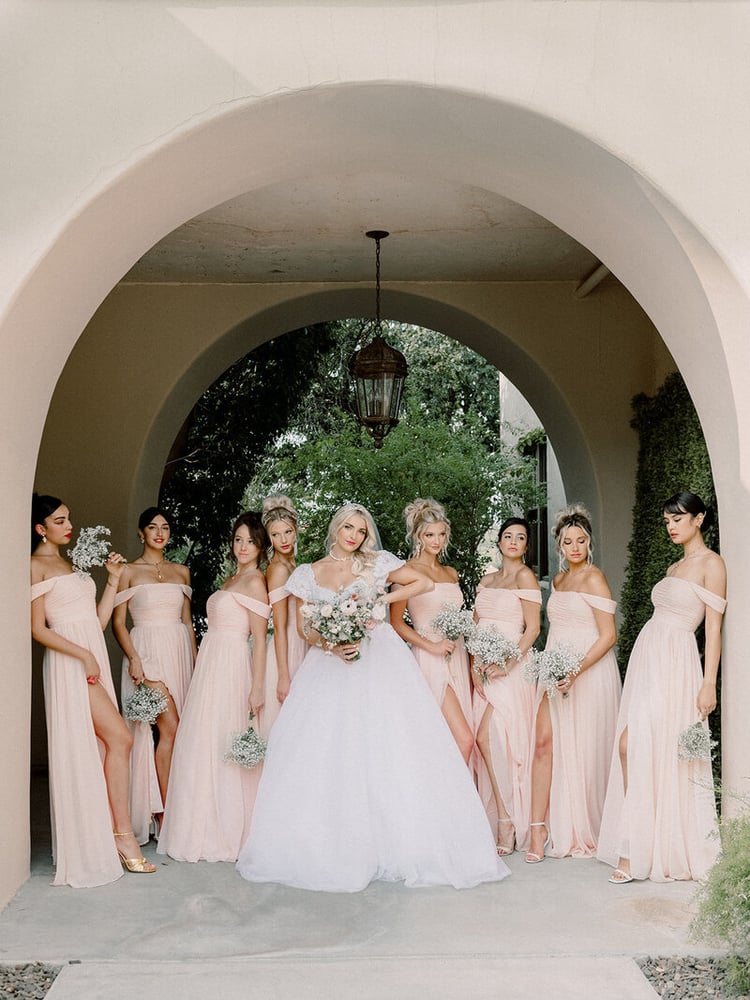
[[236, 503, 510, 892]]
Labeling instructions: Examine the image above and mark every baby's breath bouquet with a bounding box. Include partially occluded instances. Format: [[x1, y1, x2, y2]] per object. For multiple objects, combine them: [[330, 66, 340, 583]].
[[300, 591, 384, 661], [678, 721, 718, 761], [124, 683, 169, 724], [420, 603, 475, 642], [67, 525, 112, 574], [524, 644, 582, 698], [465, 625, 521, 683], [225, 712, 267, 768]]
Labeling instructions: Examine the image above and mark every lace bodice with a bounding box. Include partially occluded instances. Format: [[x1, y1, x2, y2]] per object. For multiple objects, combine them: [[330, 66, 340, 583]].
[[286, 551, 404, 602]]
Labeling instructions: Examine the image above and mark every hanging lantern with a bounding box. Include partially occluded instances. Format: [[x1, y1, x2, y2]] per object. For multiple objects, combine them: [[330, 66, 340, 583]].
[[349, 231, 408, 449]]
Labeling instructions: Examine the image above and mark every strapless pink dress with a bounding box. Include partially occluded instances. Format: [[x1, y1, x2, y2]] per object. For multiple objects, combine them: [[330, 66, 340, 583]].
[[472, 585, 541, 849], [543, 588, 621, 858], [31, 573, 122, 887], [406, 582, 473, 728], [598, 577, 724, 881], [115, 582, 195, 843], [157, 588, 270, 863], [260, 586, 306, 740]]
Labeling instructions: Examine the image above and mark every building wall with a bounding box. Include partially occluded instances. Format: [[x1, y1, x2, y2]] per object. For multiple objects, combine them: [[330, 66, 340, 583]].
[[3, 1, 750, 906]]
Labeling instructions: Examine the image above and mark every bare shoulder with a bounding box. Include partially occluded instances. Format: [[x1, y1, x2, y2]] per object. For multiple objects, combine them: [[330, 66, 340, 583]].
[[242, 569, 269, 602], [703, 550, 727, 597], [174, 562, 191, 584], [584, 565, 612, 599], [478, 569, 499, 588], [552, 570, 567, 589], [30, 557, 45, 585], [516, 565, 541, 590], [266, 560, 291, 589], [444, 565, 459, 583], [117, 562, 135, 588]]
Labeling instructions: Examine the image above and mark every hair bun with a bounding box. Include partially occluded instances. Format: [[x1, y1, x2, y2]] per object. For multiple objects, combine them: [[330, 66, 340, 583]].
[[553, 503, 593, 541]]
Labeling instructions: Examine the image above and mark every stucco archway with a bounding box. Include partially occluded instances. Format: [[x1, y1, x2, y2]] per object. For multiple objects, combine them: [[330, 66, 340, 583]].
[[4, 81, 749, 905]]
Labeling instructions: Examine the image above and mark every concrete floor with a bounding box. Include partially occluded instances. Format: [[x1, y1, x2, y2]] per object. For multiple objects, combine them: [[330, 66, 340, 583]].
[[0, 776, 717, 999]]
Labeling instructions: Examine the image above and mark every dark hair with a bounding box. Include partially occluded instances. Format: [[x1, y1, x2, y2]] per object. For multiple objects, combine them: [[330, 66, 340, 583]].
[[229, 511, 269, 562], [138, 506, 172, 533], [31, 493, 64, 553], [498, 516, 532, 539], [662, 491, 710, 528]]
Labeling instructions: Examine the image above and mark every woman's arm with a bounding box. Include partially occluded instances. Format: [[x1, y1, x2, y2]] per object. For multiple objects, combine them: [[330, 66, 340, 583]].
[[95, 556, 126, 630], [267, 562, 292, 700], [181, 595, 198, 662], [31, 595, 102, 683], [698, 554, 727, 718], [390, 581, 455, 658], [381, 563, 434, 606], [112, 598, 146, 685]]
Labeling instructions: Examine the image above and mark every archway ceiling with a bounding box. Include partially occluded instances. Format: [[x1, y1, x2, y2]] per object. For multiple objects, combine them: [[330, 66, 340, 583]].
[[123, 172, 599, 284]]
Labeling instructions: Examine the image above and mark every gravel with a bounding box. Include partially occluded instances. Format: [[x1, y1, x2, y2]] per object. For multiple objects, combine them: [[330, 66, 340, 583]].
[[0, 964, 60, 999], [638, 957, 749, 999], [0, 957, 747, 998]]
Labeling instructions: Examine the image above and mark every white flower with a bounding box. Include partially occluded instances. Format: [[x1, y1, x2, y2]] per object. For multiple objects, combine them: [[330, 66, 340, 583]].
[[371, 602, 387, 621], [320, 604, 334, 618], [300, 604, 314, 618], [340, 599, 357, 615]]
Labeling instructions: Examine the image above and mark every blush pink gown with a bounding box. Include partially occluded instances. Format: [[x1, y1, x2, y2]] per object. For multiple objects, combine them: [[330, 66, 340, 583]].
[[259, 586, 306, 740], [157, 589, 270, 863], [543, 588, 621, 858], [406, 582, 473, 730], [115, 583, 195, 844], [472, 585, 541, 850], [597, 577, 724, 881], [31, 573, 122, 887]]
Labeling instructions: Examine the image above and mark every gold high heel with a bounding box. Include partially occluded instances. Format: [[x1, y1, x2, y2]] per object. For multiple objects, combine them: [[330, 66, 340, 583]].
[[114, 830, 156, 873]]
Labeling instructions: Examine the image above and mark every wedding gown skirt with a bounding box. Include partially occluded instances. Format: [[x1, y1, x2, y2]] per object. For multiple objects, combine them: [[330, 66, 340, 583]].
[[407, 582, 473, 727], [472, 585, 540, 850], [157, 589, 270, 863], [116, 582, 194, 843], [597, 577, 724, 881], [237, 555, 509, 892], [260, 589, 306, 740], [31, 573, 122, 887], [543, 589, 621, 858]]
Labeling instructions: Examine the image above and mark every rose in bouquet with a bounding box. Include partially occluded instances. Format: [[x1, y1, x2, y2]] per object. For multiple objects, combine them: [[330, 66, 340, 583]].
[[523, 644, 582, 698], [67, 525, 113, 574], [465, 625, 521, 683], [225, 711, 267, 768], [300, 590, 384, 661], [677, 721, 718, 761], [123, 683, 169, 725]]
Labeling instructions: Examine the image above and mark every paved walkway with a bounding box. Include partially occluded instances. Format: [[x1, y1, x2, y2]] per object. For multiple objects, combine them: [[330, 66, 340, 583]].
[[0, 832, 717, 999]]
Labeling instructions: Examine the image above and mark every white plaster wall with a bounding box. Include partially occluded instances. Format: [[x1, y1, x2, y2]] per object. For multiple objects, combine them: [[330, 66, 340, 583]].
[[3, 1, 750, 905]]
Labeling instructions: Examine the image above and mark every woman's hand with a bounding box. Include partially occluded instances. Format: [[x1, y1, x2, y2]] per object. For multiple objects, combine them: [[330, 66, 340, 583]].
[[556, 672, 576, 697], [105, 552, 127, 583], [276, 673, 291, 704], [334, 642, 360, 662], [432, 637, 456, 658], [128, 653, 145, 685], [471, 663, 487, 699], [482, 662, 508, 682], [697, 681, 717, 720], [248, 682, 265, 717], [83, 650, 101, 685]]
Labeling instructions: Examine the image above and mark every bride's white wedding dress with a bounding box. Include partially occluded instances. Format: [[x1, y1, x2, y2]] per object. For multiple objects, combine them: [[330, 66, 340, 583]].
[[236, 551, 510, 892]]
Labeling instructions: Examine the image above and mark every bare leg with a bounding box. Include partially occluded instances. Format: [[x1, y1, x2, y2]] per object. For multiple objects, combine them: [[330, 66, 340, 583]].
[[145, 680, 178, 808], [476, 702, 514, 852], [527, 693, 552, 861], [441, 685, 474, 765], [88, 684, 150, 866], [611, 726, 631, 879]]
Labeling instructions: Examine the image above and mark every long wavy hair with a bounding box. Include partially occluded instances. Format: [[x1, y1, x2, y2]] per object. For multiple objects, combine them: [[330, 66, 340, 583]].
[[553, 503, 594, 570], [403, 497, 451, 560], [326, 503, 379, 578]]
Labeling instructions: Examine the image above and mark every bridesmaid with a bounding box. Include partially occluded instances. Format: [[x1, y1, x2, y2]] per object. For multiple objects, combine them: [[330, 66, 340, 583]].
[[112, 506, 197, 844], [259, 496, 306, 739], [30, 494, 155, 885], [526, 504, 621, 863], [157, 511, 270, 863], [391, 498, 474, 764], [472, 517, 541, 856], [598, 492, 725, 883]]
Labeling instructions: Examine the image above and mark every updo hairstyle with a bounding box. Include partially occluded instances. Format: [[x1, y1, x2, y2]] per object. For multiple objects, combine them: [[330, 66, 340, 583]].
[[403, 497, 451, 560], [138, 506, 172, 539], [31, 493, 64, 553], [662, 491, 710, 528], [497, 516, 532, 558], [229, 511, 269, 565], [553, 503, 594, 569], [262, 495, 299, 559]]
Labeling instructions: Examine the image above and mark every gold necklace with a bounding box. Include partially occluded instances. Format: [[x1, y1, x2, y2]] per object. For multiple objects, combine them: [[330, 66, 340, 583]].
[[141, 557, 166, 581]]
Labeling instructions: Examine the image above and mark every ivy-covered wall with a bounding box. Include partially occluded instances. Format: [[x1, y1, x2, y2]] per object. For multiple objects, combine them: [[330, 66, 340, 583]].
[[618, 372, 718, 672]]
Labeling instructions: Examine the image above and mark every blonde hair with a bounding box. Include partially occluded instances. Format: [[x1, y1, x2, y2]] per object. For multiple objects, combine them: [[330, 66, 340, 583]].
[[403, 497, 451, 560], [262, 495, 298, 560], [326, 503, 379, 578], [553, 503, 594, 569]]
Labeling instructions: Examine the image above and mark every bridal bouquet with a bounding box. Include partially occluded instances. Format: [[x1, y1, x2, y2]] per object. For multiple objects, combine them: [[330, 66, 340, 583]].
[[124, 683, 169, 725], [677, 721, 718, 761], [465, 626, 521, 683], [68, 525, 113, 574], [523, 644, 582, 698], [421, 603, 475, 642], [225, 712, 267, 769], [300, 591, 385, 661]]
